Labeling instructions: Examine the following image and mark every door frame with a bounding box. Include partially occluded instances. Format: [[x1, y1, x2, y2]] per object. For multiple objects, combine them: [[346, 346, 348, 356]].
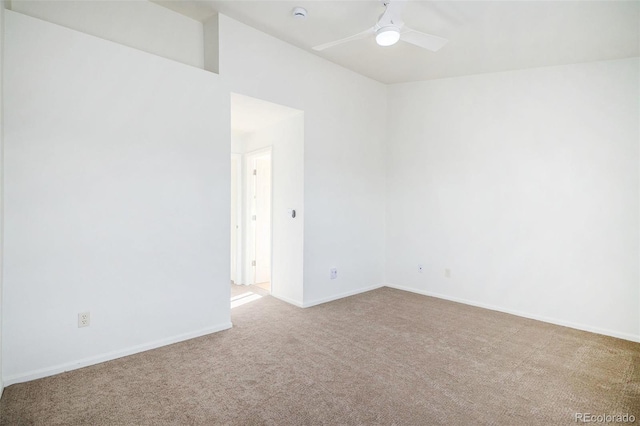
[[244, 147, 273, 289], [231, 153, 243, 285]]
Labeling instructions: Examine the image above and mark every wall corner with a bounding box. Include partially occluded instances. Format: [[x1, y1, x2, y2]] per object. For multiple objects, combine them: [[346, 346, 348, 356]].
[[203, 13, 219, 74]]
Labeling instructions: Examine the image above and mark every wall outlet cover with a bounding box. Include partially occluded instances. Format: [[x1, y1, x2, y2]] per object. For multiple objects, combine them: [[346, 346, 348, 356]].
[[78, 311, 90, 328]]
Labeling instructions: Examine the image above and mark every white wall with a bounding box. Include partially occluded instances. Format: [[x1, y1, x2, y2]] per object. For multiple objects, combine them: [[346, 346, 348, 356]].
[[2, 11, 231, 384], [219, 15, 387, 307], [242, 116, 305, 305], [231, 130, 248, 155], [203, 14, 219, 73], [0, 0, 5, 397], [386, 58, 640, 341], [10, 0, 204, 69]]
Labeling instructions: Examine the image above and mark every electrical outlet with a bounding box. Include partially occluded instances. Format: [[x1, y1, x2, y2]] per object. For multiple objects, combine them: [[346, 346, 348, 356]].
[[418, 264, 424, 273], [330, 268, 338, 280], [78, 311, 90, 328], [445, 268, 451, 278]]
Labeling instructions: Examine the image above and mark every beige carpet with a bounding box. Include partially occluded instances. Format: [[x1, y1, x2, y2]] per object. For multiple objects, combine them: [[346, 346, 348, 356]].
[[1, 287, 639, 425], [230, 283, 269, 298], [254, 281, 271, 292]]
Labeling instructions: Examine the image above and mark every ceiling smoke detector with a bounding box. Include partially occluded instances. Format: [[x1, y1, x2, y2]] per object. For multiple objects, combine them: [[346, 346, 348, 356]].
[[292, 7, 308, 19]]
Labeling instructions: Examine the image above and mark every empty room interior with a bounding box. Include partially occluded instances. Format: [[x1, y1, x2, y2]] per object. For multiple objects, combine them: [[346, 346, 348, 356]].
[[0, 0, 638, 424]]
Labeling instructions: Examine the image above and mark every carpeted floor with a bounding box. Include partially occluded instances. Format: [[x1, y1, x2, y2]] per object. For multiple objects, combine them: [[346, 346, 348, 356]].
[[1, 287, 639, 425], [231, 283, 269, 298]]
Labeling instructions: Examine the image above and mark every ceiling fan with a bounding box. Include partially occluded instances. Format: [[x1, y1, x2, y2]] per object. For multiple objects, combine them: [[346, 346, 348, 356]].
[[312, 0, 448, 52]]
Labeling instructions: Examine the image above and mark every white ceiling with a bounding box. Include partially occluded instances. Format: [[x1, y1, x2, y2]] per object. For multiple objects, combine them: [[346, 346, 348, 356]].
[[157, 0, 640, 84], [231, 92, 303, 132]]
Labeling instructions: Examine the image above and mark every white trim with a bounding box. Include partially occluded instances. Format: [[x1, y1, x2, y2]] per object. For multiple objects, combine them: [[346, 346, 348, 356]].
[[271, 292, 304, 308], [384, 284, 640, 343], [302, 284, 384, 308], [3, 322, 233, 386], [230, 153, 243, 284]]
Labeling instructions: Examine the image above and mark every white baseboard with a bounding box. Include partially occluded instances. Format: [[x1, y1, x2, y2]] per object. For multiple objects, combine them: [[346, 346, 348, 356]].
[[302, 284, 384, 308], [3, 322, 233, 386], [271, 292, 304, 308], [384, 284, 640, 343]]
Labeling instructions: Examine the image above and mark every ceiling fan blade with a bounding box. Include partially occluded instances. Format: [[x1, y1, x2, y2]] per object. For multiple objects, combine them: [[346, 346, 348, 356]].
[[400, 27, 448, 52], [312, 27, 375, 51]]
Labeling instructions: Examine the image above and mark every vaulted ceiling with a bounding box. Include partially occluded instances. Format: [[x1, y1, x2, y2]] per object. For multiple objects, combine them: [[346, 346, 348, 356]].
[[156, 1, 640, 84]]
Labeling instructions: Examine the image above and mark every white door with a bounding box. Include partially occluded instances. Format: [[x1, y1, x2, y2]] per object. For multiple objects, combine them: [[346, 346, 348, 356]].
[[253, 155, 271, 284], [246, 149, 272, 286]]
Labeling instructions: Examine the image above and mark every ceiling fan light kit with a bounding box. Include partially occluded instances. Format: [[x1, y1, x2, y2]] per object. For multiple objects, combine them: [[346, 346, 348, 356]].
[[375, 27, 401, 46]]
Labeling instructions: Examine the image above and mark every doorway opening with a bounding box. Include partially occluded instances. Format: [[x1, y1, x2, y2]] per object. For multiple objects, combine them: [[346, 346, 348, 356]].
[[230, 93, 305, 309]]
